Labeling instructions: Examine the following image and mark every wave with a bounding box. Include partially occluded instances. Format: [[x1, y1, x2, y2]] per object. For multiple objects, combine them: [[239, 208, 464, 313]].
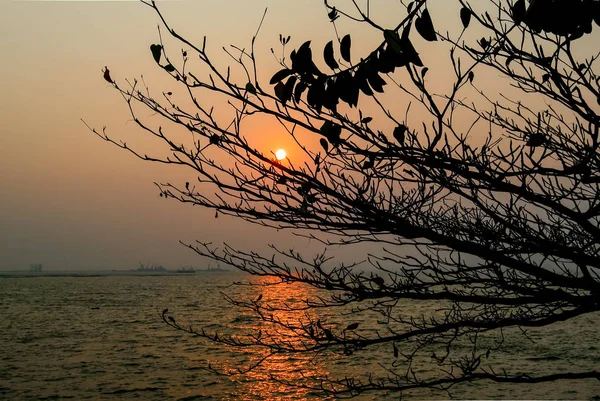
[[103, 386, 166, 395]]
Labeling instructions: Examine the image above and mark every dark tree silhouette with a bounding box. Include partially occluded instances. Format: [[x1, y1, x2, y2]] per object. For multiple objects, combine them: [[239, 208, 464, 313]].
[[88, 0, 600, 398]]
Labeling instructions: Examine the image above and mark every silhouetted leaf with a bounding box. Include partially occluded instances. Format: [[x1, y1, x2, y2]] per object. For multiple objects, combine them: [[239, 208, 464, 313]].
[[460, 7, 472, 29], [164, 64, 176, 72], [511, 0, 526, 25], [526, 132, 546, 147], [384, 28, 423, 67], [421, 67, 429, 80], [384, 30, 403, 54], [328, 7, 339, 22], [346, 77, 360, 107], [415, 8, 437, 42], [549, 71, 563, 87], [319, 138, 329, 152], [541, 55, 556, 65], [307, 78, 325, 112], [297, 40, 311, 55], [274, 81, 286, 102], [270, 69, 293, 85], [282, 76, 297, 104], [394, 125, 407, 144], [356, 68, 374, 96], [345, 323, 359, 331], [367, 71, 386, 93], [103, 67, 113, 84], [245, 82, 257, 94], [393, 343, 399, 358], [569, 31, 584, 42], [322, 80, 339, 112], [209, 134, 221, 145], [479, 37, 490, 50], [323, 41, 339, 70], [372, 276, 385, 287], [468, 71, 474, 83], [542, 74, 551, 84], [292, 41, 320, 76], [401, 25, 424, 66], [297, 182, 312, 196], [320, 120, 342, 146], [294, 81, 307, 103], [361, 117, 373, 124], [336, 71, 359, 107], [340, 34, 351, 63], [376, 47, 397, 73], [150, 44, 162, 64]]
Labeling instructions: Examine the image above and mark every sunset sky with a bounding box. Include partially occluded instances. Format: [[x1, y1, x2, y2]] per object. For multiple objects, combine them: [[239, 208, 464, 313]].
[[2, 0, 595, 271], [0, 0, 386, 270]]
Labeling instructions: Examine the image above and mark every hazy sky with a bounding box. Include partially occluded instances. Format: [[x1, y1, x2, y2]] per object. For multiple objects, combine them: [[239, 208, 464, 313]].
[[0, 0, 395, 270], [2, 0, 594, 271]]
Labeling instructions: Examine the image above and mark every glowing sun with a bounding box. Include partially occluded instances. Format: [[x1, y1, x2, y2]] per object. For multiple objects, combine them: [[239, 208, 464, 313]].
[[275, 148, 287, 161]]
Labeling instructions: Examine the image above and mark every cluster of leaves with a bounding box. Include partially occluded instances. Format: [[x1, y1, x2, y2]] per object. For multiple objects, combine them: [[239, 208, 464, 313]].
[[268, 6, 439, 113], [268, 0, 600, 118], [150, 43, 177, 72], [517, 0, 600, 37], [268, 3, 444, 154]]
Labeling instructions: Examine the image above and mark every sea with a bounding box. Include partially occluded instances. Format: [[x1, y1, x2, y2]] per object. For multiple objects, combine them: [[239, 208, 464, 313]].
[[1, 271, 599, 400]]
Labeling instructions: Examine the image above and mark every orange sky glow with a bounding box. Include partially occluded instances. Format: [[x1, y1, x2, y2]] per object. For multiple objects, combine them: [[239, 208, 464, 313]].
[[1, 0, 597, 271]]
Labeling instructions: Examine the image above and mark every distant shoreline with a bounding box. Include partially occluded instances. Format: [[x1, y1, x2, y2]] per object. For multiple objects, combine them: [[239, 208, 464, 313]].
[[0, 269, 232, 279]]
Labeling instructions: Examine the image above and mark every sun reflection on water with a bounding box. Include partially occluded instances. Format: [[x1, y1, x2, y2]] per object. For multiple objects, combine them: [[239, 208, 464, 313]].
[[227, 277, 333, 400]]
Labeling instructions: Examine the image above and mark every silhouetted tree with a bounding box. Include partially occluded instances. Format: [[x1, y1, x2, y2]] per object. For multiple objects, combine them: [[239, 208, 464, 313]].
[[88, 0, 600, 397]]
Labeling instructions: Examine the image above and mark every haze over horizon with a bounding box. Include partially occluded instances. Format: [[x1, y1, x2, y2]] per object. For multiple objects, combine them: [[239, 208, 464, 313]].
[[2, 0, 597, 271], [1, 0, 317, 270], [2, 0, 414, 271]]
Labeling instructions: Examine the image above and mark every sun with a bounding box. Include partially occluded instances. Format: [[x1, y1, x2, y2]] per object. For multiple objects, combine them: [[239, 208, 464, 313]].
[[275, 148, 287, 161]]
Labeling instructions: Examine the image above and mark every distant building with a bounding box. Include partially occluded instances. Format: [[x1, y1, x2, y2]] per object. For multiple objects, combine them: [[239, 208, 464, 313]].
[[137, 262, 165, 272], [30, 264, 43, 272]]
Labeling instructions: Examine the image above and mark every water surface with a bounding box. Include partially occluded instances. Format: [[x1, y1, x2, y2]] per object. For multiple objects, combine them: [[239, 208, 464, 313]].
[[1, 272, 598, 400]]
